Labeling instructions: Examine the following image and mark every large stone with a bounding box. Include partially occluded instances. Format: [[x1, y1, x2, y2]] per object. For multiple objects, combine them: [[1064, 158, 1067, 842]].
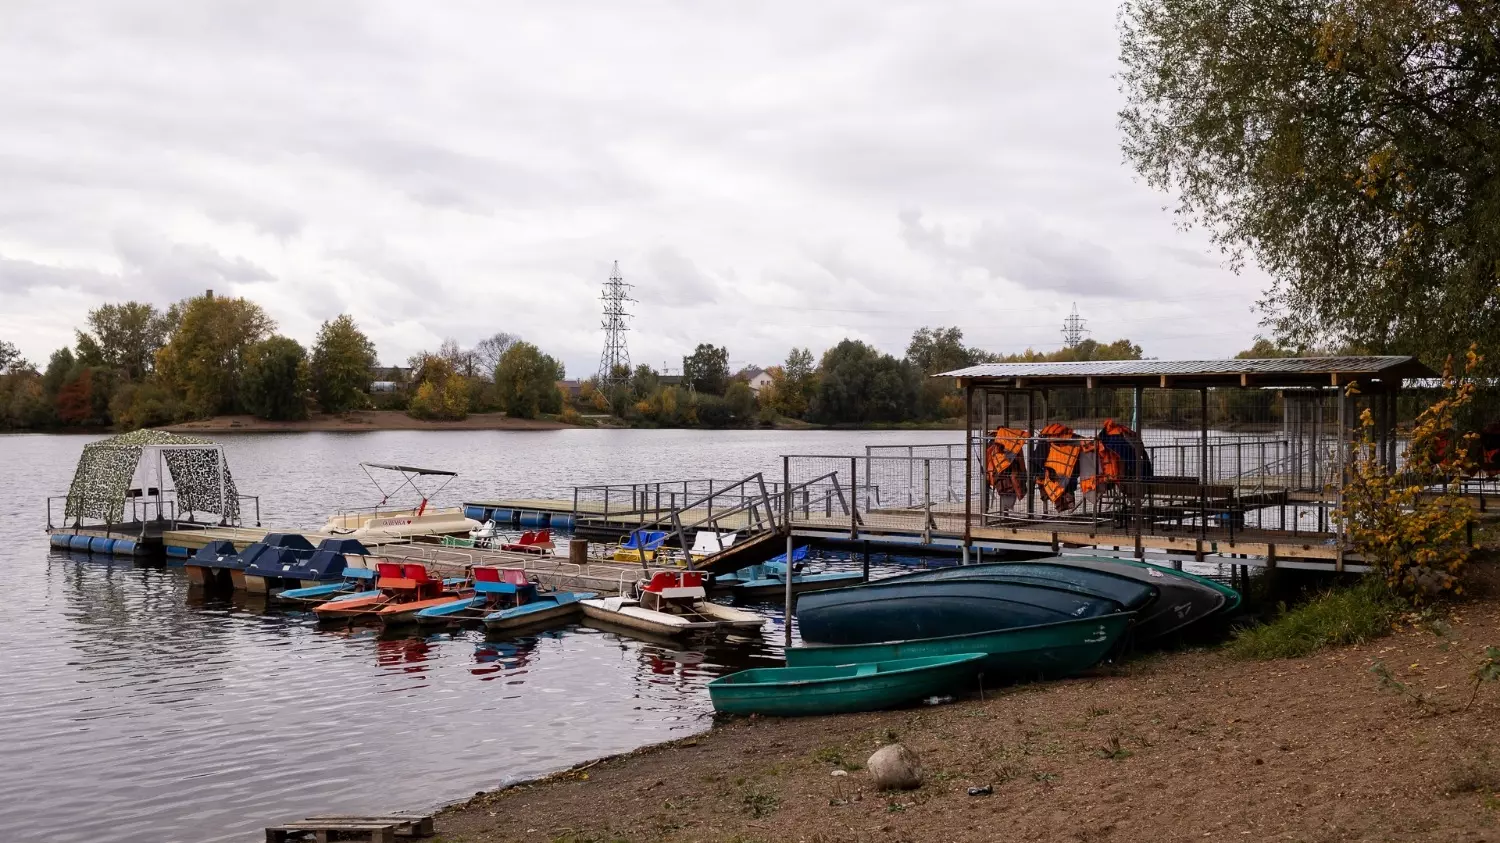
[[868, 743, 923, 790]]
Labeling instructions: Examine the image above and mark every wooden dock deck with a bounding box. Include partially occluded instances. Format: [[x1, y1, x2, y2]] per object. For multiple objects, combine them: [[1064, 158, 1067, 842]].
[[160, 525, 691, 597]]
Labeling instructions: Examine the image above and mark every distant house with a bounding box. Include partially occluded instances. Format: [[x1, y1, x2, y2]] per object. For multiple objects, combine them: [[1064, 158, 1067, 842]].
[[370, 381, 399, 393], [558, 379, 584, 398], [742, 367, 773, 395]]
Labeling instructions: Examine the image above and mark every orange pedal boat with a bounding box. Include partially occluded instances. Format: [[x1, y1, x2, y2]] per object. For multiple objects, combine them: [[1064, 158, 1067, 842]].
[[312, 561, 469, 625]]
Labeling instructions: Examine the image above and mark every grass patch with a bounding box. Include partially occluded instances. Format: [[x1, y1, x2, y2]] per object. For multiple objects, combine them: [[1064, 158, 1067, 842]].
[[1448, 747, 1500, 794], [1227, 578, 1400, 660], [740, 786, 780, 818], [810, 745, 863, 771]]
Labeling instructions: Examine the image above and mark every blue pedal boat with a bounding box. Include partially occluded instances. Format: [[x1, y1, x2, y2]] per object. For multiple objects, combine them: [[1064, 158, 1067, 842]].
[[234, 533, 316, 593], [183, 540, 241, 588], [415, 566, 595, 630], [715, 556, 864, 603], [244, 536, 362, 595], [483, 591, 596, 632]]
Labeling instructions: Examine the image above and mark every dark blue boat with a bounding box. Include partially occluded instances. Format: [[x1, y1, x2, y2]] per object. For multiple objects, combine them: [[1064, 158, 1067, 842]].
[[883, 558, 1231, 642], [239, 533, 322, 593], [879, 563, 1159, 614], [1040, 557, 1233, 640], [795, 578, 1126, 646]]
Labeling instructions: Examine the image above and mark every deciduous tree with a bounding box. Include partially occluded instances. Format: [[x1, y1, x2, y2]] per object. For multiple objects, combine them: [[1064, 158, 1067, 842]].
[[155, 293, 274, 417], [494, 341, 564, 419], [75, 302, 170, 381], [683, 344, 730, 395], [241, 336, 310, 420], [1119, 0, 1500, 368], [310, 314, 377, 414]]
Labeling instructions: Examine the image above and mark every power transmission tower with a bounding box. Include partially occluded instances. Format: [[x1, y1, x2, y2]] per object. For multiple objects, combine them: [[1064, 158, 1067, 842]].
[[597, 260, 635, 384], [1061, 302, 1089, 349]]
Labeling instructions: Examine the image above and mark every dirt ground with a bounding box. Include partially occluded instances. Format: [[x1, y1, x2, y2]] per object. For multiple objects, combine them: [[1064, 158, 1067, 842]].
[[436, 570, 1500, 843], [164, 411, 572, 433]]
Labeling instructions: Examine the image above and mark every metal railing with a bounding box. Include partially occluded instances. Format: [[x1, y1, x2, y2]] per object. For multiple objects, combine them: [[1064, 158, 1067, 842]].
[[785, 441, 1345, 546], [46, 492, 261, 537]]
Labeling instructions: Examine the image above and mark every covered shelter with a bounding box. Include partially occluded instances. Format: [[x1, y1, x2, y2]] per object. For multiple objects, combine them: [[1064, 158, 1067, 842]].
[[62, 429, 244, 529], [939, 356, 1436, 567]]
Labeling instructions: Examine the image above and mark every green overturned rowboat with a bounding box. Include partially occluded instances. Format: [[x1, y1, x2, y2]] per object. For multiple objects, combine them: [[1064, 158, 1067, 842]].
[[708, 653, 986, 716], [785, 611, 1136, 682]]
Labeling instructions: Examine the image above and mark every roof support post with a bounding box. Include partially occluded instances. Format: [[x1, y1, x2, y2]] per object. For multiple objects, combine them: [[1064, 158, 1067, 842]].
[[963, 384, 974, 548], [980, 386, 990, 522], [1199, 387, 1209, 484], [1026, 389, 1035, 519]]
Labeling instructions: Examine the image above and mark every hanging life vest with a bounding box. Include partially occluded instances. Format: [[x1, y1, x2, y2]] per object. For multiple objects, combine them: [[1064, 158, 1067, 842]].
[[985, 427, 1028, 509], [1035, 423, 1082, 511]]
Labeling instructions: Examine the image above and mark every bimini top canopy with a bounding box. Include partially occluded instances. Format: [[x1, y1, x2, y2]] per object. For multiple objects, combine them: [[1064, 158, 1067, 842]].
[[360, 462, 458, 476], [939, 355, 1437, 389], [358, 462, 460, 509], [65, 429, 240, 524]]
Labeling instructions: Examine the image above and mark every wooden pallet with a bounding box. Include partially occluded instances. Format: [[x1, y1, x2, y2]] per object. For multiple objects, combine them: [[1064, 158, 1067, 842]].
[[265, 814, 434, 843]]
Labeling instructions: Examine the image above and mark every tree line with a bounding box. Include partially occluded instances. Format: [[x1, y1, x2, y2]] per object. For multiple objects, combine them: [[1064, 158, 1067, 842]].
[[0, 290, 1167, 433], [0, 292, 569, 430], [573, 327, 1145, 428]]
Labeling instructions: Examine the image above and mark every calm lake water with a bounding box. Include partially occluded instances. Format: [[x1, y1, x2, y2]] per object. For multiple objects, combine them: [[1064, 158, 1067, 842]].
[[0, 429, 962, 843]]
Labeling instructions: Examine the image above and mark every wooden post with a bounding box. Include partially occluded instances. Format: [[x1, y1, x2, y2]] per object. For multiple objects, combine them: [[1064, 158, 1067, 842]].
[[784, 533, 794, 647]]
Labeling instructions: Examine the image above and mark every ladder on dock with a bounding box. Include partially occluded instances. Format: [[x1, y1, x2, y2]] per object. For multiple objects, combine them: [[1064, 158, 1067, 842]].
[[571, 470, 859, 574]]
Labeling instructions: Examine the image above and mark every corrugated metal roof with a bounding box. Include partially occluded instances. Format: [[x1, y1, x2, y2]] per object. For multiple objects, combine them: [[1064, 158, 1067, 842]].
[[939, 356, 1435, 381]]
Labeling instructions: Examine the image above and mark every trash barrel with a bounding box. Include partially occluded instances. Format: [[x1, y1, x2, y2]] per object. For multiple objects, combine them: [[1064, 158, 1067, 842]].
[[569, 538, 588, 566]]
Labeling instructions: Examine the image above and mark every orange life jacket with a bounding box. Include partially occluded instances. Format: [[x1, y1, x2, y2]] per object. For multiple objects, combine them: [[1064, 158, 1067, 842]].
[[985, 427, 1028, 499], [1035, 423, 1081, 511]]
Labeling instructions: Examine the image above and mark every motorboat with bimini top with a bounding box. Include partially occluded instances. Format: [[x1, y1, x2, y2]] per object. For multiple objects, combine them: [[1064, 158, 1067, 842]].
[[581, 571, 765, 638], [319, 463, 480, 542]]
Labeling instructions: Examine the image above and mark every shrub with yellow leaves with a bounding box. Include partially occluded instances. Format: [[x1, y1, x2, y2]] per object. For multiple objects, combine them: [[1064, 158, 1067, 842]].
[[1337, 347, 1480, 602]]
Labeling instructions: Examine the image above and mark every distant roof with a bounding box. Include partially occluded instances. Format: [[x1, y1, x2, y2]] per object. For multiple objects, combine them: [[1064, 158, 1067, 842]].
[[361, 462, 458, 476], [940, 356, 1436, 388]]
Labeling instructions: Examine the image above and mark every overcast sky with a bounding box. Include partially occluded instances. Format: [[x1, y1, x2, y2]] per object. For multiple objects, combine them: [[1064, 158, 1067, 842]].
[[0, 1, 1268, 376]]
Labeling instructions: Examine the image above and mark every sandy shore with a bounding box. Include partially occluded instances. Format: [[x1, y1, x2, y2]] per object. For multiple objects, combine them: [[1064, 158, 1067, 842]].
[[164, 411, 574, 433], [430, 568, 1500, 843]]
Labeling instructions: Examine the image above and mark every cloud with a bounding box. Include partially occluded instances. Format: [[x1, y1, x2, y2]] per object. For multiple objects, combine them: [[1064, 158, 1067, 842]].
[[0, 0, 1270, 370], [644, 247, 721, 306]]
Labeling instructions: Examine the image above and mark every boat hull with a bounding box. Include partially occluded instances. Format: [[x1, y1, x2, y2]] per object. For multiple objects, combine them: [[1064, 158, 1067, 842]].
[[1041, 557, 1234, 640], [709, 653, 987, 716], [729, 572, 866, 602], [274, 581, 355, 605], [580, 599, 764, 638], [378, 595, 473, 627], [312, 592, 390, 621], [785, 612, 1136, 682], [795, 579, 1124, 646], [482, 595, 592, 632], [415, 595, 490, 626]]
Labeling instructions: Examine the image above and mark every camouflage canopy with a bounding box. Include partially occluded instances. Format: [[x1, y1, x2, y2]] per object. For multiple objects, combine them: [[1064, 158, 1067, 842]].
[[64, 429, 241, 524]]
